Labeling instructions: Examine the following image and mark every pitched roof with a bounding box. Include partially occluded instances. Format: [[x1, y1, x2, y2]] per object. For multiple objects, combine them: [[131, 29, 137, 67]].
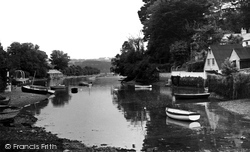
[[234, 47, 250, 60], [210, 44, 243, 69]]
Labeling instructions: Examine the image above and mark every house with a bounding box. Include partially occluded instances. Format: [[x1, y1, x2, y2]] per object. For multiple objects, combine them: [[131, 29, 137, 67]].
[[229, 47, 250, 69], [47, 69, 64, 79], [221, 28, 250, 47], [204, 44, 242, 73]]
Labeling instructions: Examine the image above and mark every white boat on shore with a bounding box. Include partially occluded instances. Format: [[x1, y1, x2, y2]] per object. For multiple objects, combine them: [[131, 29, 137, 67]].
[[166, 107, 200, 121], [134, 84, 152, 88]]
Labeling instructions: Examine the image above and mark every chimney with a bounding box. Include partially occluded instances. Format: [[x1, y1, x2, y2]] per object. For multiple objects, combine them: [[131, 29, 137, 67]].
[[241, 28, 247, 35]]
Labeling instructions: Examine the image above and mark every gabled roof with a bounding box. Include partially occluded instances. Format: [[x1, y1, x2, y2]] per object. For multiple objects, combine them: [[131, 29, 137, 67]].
[[210, 44, 243, 69], [234, 47, 250, 60]]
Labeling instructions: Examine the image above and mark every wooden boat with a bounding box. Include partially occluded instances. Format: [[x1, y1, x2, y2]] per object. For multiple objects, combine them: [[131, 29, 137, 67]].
[[50, 84, 66, 90], [166, 117, 201, 130], [174, 92, 210, 100], [0, 96, 10, 105], [134, 84, 152, 88], [21, 85, 55, 95], [166, 107, 200, 121], [0, 106, 22, 121], [135, 87, 152, 91], [79, 81, 92, 86]]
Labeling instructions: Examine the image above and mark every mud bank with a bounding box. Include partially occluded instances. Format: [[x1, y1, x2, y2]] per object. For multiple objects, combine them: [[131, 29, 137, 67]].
[[0, 87, 135, 152]]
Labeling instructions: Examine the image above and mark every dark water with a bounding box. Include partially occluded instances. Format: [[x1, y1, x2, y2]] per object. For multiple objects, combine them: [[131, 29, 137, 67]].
[[24, 76, 250, 151]]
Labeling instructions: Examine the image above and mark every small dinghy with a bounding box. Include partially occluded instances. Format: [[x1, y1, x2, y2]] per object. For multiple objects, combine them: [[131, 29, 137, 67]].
[[0, 106, 22, 121], [0, 96, 10, 105], [166, 107, 200, 121], [134, 84, 152, 88], [50, 84, 66, 90], [174, 92, 210, 100]]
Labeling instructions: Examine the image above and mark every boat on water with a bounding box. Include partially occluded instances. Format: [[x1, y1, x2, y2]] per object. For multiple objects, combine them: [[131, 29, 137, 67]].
[[21, 85, 55, 95], [0, 96, 10, 105], [166, 117, 201, 130], [79, 81, 92, 87], [0, 106, 22, 121], [174, 92, 210, 100], [166, 107, 200, 121], [50, 84, 66, 90], [134, 84, 152, 88]]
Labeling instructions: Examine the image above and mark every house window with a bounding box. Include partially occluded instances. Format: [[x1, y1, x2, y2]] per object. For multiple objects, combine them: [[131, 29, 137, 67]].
[[207, 59, 210, 66], [212, 58, 215, 65]]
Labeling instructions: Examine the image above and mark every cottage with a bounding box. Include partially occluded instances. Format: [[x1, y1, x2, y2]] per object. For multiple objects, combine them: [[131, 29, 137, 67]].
[[204, 44, 242, 73], [229, 47, 250, 69], [47, 69, 63, 79]]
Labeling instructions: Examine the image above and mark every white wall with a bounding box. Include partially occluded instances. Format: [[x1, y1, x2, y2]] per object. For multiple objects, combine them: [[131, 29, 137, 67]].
[[204, 49, 220, 71], [171, 71, 206, 79], [229, 50, 240, 69]]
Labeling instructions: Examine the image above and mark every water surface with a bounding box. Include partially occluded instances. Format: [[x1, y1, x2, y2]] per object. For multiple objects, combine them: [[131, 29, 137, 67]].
[[24, 76, 250, 151]]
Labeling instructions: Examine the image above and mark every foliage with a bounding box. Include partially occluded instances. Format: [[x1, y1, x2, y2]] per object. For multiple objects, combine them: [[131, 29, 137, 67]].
[[178, 76, 205, 88], [0, 43, 8, 92], [50, 50, 70, 71], [187, 60, 205, 72], [170, 41, 189, 66], [63, 65, 100, 76], [226, 34, 243, 44], [7, 42, 48, 78], [208, 72, 250, 99], [221, 58, 239, 76]]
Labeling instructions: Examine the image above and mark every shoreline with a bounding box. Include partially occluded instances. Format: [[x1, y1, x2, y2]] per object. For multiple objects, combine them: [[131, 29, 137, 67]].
[[0, 87, 135, 152]]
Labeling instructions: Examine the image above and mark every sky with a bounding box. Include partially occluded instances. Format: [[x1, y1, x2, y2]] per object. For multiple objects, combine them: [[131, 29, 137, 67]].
[[0, 0, 144, 59]]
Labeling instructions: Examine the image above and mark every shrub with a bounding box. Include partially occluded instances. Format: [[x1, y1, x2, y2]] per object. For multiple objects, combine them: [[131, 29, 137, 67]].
[[177, 76, 205, 87]]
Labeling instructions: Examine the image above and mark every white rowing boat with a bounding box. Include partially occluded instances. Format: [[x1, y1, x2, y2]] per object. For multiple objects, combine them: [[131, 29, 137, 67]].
[[166, 107, 200, 121]]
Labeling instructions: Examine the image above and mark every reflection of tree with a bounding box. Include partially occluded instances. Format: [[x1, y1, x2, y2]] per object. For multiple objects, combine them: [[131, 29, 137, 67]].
[[24, 99, 49, 115], [51, 88, 71, 107]]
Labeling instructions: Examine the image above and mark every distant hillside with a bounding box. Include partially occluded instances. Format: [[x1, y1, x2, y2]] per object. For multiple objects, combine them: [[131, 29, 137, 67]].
[[69, 59, 112, 73]]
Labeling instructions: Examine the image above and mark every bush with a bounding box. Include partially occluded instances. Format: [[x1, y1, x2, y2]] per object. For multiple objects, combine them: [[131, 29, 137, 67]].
[[207, 72, 250, 99], [173, 76, 205, 87]]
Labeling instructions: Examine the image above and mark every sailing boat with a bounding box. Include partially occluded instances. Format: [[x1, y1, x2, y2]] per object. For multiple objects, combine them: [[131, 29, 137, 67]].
[[21, 71, 55, 95]]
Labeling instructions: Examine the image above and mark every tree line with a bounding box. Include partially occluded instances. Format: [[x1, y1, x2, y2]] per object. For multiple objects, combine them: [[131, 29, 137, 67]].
[[111, 0, 250, 82], [0, 42, 100, 92]]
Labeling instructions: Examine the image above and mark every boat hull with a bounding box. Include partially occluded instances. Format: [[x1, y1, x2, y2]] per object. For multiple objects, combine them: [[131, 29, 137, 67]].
[[166, 107, 200, 121], [174, 93, 210, 100], [134, 85, 152, 88], [0, 106, 22, 121], [22, 85, 55, 95], [0, 96, 10, 105], [50, 85, 66, 90]]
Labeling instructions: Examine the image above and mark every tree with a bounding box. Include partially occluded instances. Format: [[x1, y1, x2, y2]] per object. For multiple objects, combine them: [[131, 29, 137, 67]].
[[139, 0, 211, 65], [7, 42, 48, 78], [0, 43, 8, 92], [221, 58, 238, 76], [50, 50, 70, 71]]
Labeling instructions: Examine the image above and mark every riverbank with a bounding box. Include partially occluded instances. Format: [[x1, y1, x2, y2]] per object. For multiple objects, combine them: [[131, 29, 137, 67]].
[[0, 87, 135, 152], [218, 98, 250, 120]]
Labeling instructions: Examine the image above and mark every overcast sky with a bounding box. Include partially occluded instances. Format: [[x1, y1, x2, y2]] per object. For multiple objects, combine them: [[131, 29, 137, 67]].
[[0, 0, 144, 59]]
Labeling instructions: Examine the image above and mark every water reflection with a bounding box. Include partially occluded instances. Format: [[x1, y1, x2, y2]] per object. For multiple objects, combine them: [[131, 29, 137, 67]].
[[51, 88, 71, 107], [22, 77, 250, 151]]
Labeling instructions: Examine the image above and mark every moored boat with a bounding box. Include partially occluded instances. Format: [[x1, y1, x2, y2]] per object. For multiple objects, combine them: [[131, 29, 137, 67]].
[[22, 85, 55, 95], [134, 84, 152, 88], [0, 96, 10, 105], [0, 106, 22, 121], [166, 107, 200, 121], [174, 92, 210, 100], [79, 81, 92, 86], [50, 84, 66, 90]]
